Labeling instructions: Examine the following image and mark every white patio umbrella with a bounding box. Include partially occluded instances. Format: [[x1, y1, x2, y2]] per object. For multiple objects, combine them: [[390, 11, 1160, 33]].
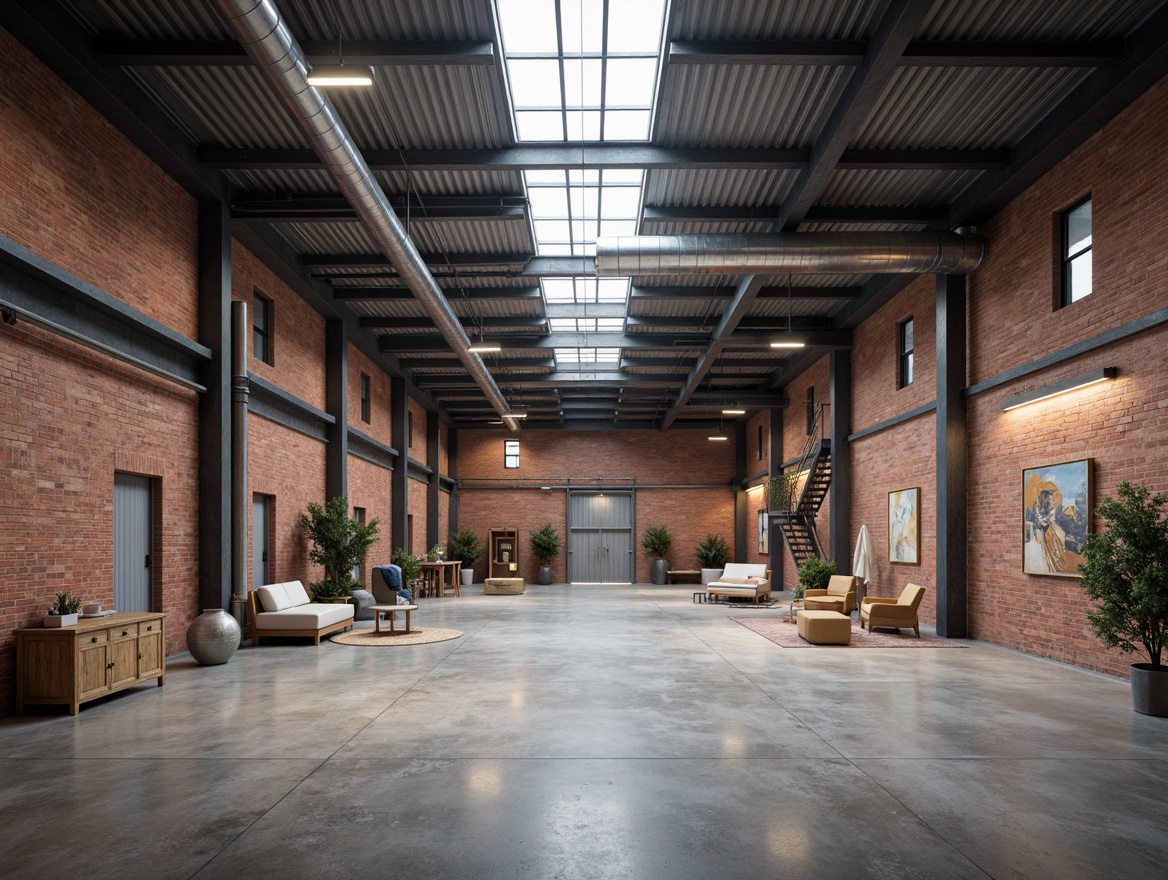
[[853, 524, 875, 586]]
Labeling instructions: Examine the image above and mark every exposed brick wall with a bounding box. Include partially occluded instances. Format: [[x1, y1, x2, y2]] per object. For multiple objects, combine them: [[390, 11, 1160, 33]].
[[248, 415, 327, 589], [778, 357, 832, 587], [746, 411, 770, 476], [347, 454, 393, 588], [408, 476, 428, 555], [346, 344, 393, 448], [232, 240, 326, 412], [0, 326, 200, 713], [637, 488, 737, 580], [438, 491, 450, 548], [458, 490, 567, 584], [407, 398, 427, 463], [0, 30, 199, 339]]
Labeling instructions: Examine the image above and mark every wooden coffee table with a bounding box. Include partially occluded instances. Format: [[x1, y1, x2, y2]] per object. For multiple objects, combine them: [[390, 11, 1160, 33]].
[[370, 604, 418, 635]]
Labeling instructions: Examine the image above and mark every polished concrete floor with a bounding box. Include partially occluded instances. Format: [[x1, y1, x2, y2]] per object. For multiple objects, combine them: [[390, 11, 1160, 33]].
[[2, 583, 1166, 879]]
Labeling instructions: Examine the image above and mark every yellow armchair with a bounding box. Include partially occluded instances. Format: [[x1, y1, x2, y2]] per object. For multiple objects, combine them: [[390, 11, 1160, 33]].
[[860, 582, 926, 636], [803, 574, 858, 614]]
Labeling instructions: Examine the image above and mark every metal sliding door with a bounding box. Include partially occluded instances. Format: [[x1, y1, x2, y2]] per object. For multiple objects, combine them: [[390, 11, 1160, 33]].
[[253, 494, 271, 589], [567, 492, 634, 583], [114, 472, 153, 612]]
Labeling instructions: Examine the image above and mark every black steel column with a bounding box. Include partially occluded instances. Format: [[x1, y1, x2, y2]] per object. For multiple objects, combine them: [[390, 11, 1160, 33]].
[[829, 349, 852, 570], [427, 411, 440, 549], [391, 377, 409, 550], [197, 201, 232, 610], [734, 422, 747, 561], [936, 274, 968, 638], [325, 318, 347, 502], [769, 406, 784, 591]]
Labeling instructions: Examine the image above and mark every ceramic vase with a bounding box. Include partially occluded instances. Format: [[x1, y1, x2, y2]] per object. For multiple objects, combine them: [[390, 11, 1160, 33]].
[[187, 608, 241, 665]]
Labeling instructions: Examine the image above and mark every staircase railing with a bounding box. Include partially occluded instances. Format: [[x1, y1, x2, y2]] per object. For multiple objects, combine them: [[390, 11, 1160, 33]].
[[767, 403, 830, 513]]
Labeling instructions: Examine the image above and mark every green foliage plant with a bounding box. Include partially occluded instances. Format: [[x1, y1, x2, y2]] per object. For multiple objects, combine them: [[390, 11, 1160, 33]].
[[529, 523, 562, 565], [641, 525, 673, 560], [298, 495, 381, 600], [448, 528, 483, 567], [48, 592, 81, 615], [796, 555, 837, 599], [391, 547, 423, 584], [427, 544, 446, 562], [695, 533, 731, 569], [1080, 481, 1168, 669]]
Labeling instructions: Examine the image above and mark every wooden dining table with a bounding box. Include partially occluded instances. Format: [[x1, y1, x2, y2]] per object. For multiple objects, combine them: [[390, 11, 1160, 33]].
[[419, 560, 462, 597]]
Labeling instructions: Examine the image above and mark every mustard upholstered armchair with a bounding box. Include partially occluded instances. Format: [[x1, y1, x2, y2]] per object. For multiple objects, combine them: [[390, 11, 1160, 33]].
[[860, 582, 926, 637], [803, 574, 858, 614]]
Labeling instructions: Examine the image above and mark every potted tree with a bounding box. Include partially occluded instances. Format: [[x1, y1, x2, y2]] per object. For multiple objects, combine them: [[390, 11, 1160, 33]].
[[45, 591, 81, 627], [529, 522, 561, 585], [449, 528, 483, 586], [696, 533, 731, 584], [796, 555, 837, 600], [1080, 481, 1168, 716], [642, 526, 673, 585], [298, 495, 381, 602], [391, 547, 423, 594]]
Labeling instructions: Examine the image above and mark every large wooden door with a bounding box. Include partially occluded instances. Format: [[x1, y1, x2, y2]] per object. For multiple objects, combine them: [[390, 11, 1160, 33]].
[[567, 492, 634, 583]]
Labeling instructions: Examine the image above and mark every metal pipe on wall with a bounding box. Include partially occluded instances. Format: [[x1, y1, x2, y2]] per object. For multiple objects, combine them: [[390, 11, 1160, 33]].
[[595, 232, 985, 276], [230, 301, 249, 632]]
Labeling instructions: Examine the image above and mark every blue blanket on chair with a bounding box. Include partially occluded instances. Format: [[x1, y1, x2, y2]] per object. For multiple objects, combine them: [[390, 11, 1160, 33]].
[[373, 564, 411, 602]]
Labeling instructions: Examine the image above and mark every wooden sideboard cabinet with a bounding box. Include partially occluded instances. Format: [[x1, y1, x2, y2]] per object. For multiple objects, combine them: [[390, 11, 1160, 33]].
[[15, 611, 166, 716]]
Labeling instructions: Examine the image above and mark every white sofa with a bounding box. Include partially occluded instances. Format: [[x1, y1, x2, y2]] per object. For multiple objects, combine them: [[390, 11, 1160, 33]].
[[248, 580, 355, 646], [706, 563, 772, 604]]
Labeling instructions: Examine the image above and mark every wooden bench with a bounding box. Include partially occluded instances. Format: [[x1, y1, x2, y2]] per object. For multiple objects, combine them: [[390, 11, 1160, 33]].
[[667, 569, 702, 584]]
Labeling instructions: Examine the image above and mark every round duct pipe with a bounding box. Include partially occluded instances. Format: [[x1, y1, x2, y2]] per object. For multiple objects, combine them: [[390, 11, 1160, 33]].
[[594, 232, 985, 276]]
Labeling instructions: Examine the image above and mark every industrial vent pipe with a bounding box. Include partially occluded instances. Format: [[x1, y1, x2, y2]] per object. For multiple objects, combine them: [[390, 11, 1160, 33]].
[[214, 0, 512, 422], [595, 232, 985, 276]]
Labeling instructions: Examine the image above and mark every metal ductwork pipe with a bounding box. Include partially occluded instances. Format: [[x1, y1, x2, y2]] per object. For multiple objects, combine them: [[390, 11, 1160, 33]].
[[595, 232, 985, 276], [214, 0, 512, 421], [230, 301, 249, 633]]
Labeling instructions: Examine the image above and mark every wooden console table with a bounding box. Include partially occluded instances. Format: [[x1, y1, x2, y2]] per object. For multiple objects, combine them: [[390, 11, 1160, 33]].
[[15, 611, 166, 716]]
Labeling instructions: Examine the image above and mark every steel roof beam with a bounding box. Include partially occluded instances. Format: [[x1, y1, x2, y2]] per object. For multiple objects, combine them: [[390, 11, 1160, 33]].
[[306, 254, 594, 277], [93, 38, 496, 67], [333, 286, 541, 302], [644, 204, 948, 224], [359, 316, 546, 330], [629, 285, 862, 300], [231, 194, 526, 223]]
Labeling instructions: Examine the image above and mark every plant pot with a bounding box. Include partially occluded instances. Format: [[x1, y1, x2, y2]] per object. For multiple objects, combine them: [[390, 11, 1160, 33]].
[[1130, 663, 1168, 717], [538, 564, 553, 585], [460, 568, 474, 586], [186, 609, 241, 665], [650, 558, 668, 585], [44, 613, 79, 628], [701, 568, 722, 584]]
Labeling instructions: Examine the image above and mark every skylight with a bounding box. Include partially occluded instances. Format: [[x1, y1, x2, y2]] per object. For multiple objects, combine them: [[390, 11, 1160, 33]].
[[556, 347, 621, 366], [542, 277, 629, 304], [526, 169, 643, 256]]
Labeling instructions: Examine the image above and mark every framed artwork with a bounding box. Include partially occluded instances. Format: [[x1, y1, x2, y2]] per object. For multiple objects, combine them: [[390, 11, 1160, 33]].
[[757, 509, 769, 555], [1022, 458, 1092, 577], [888, 487, 920, 565]]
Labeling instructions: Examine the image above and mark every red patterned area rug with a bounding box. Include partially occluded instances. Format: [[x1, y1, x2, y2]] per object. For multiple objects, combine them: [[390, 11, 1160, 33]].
[[732, 617, 966, 648]]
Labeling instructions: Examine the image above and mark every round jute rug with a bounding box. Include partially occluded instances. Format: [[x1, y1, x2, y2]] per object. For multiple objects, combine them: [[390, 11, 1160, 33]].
[[331, 627, 463, 647]]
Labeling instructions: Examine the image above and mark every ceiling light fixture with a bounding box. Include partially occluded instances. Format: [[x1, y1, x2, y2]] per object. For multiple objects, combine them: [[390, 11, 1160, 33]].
[[721, 407, 747, 415], [1001, 368, 1116, 411], [306, 64, 375, 87], [468, 337, 502, 353], [771, 274, 805, 349]]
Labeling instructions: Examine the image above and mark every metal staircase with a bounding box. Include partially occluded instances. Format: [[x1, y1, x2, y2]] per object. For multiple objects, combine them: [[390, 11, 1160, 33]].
[[769, 405, 832, 570]]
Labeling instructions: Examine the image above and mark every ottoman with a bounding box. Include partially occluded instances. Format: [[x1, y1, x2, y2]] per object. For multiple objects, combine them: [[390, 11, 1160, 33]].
[[485, 577, 525, 595], [796, 609, 852, 645]]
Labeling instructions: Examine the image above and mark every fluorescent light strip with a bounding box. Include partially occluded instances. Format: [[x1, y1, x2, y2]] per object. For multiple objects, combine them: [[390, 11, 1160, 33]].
[[1001, 368, 1116, 411], [770, 340, 806, 350], [306, 65, 375, 87]]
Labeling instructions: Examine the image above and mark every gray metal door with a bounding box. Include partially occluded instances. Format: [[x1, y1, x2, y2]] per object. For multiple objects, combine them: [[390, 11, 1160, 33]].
[[253, 494, 270, 589], [568, 492, 634, 583], [114, 473, 153, 612]]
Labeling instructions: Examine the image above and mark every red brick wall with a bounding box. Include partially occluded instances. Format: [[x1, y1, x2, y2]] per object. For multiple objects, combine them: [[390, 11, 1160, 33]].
[[347, 454, 392, 588], [407, 398, 427, 463], [439, 423, 450, 475], [408, 477, 428, 555], [458, 490, 567, 584], [248, 416, 327, 589], [778, 357, 832, 587], [964, 72, 1168, 675], [0, 30, 199, 339], [637, 488, 737, 579], [347, 344, 393, 447], [0, 328, 200, 712], [232, 241, 326, 412]]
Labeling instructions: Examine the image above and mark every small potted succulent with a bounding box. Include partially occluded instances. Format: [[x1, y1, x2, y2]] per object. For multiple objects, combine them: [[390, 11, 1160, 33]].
[[641, 526, 673, 585], [695, 533, 731, 584], [45, 592, 81, 627], [529, 523, 561, 585]]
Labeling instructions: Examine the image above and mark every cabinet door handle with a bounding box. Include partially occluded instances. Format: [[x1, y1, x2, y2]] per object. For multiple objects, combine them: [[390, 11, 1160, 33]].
[[138, 653, 143, 660], [91, 637, 98, 644], [146, 625, 153, 631], [121, 630, 128, 637]]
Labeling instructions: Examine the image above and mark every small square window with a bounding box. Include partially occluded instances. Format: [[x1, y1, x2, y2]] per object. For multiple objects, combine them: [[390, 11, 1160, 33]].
[[899, 318, 914, 389], [360, 373, 371, 423], [253, 291, 272, 365], [504, 439, 520, 469], [1061, 196, 1092, 306]]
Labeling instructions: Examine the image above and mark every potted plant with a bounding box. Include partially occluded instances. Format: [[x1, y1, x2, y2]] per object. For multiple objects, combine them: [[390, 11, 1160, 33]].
[[696, 533, 731, 584], [298, 495, 381, 602], [449, 528, 483, 586], [427, 544, 446, 562], [642, 526, 673, 585], [45, 592, 81, 627], [391, 547, 423, 591], [1080, 481, 1168, 716], [529, 522, 561, 585], [796, 555, 837, 600]]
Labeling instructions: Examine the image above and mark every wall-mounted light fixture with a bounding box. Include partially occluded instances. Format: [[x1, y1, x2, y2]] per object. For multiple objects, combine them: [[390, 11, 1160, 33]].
[[1001, 367, 1116, 411]]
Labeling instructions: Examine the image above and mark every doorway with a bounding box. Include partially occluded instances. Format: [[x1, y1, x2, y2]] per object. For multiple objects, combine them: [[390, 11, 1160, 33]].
[[114, 472, 154, 612], [253, 494, 272, 589], [567, 492, 634, 583]]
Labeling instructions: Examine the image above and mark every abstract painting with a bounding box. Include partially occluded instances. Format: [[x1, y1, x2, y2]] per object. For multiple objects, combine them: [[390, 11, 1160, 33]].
[[888, 487, 920, 565], [1022, 458, 1091, 576]]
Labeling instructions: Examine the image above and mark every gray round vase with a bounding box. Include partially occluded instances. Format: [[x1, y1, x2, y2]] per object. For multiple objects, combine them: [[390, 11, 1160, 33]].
[[538, 564, 553, 585], [187, 608, 242, 666], [650, 558, 669, 585]]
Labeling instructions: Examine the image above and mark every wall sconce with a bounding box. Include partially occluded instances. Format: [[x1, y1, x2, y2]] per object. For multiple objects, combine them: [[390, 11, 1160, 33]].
[[1001, 367, 1116, 411]]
